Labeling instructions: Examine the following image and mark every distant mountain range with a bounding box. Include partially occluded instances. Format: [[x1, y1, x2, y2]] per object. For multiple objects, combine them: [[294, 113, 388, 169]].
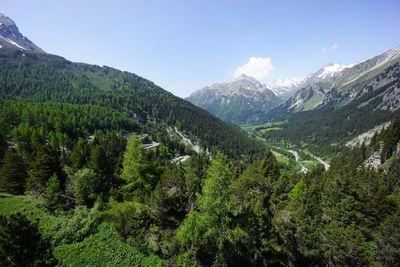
[[0, 13, 43, 52], [186, 74, 281, 125], [259, 45, 400, 155], [279, 46, 400, 114], [188, 46, 400, 126]]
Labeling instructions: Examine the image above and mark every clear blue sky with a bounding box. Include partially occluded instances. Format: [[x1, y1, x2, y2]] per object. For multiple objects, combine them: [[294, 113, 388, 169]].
[[2, 0, 400, 97]]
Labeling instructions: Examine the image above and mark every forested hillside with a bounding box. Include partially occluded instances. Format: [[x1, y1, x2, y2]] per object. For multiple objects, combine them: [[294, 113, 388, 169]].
[[0, 48, 267, 161], [1, 108, 399, 265]]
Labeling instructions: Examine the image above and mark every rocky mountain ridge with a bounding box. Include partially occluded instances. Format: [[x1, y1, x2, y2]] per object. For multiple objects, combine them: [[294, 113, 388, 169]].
[[186, 74, 281, 125], [278, 46, 400, 113], [0, 13, 44, 52]]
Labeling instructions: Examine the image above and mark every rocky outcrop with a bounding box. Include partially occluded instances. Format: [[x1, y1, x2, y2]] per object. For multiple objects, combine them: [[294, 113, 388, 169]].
[[363, 142, 384, 170], [0, 13, 44, 52]]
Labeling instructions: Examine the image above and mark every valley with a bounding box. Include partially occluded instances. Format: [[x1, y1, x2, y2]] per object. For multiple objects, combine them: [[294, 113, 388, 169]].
[[0, 8, 400, 267]]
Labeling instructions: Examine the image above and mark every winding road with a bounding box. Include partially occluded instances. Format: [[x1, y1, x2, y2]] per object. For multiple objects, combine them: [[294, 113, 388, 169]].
[[287, 149, 308, 173], [273, 146, 330, 173]]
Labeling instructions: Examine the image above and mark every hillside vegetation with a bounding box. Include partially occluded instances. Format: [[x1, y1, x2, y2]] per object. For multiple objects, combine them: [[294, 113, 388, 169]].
[[0, 48, 267, 161]]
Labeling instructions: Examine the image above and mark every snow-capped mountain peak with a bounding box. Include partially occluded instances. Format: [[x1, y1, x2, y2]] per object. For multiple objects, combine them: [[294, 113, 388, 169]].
[[316, 63, 348, 78], [302, 61, 359, 85], [267, 77, 304, 96]]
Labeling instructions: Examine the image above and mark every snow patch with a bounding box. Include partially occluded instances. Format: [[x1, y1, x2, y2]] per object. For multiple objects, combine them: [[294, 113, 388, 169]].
[[267, 77, 304, 95], [0, 36, 26, 50], [317, 63, 356, 79]]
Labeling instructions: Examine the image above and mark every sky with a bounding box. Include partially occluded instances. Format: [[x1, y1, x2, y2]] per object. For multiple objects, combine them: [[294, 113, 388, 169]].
[[2, 0, 400, 97]]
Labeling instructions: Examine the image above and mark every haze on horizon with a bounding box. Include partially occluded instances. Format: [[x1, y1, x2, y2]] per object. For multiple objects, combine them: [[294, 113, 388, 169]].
[[2, 0, 400, 97]]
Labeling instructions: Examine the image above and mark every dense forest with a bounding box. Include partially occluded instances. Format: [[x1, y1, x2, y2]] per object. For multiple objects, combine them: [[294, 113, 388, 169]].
[[0, 48, 267, 162], [1, 100, 400, 265]]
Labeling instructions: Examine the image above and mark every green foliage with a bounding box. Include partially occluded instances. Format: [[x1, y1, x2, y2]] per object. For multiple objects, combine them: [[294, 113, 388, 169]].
[[73, 168, 98, 206], [0, 212, 55, 266], [26, 145, 61, 195], [375, 211, 400, 266], [54, 223, 163, 267], [23, 199, 101, 246], [121, 134, 158, 194], [0, 100, 138, 154], [0, 194, 28, 214], [0, 148, 27, 195], [230, 159, 281, 265], [177, 152, 235, 265], [152, 165, 187, 227], [321, 222, 375, 266], [43, 174, 61, 211], [288, 180, 308, 200], [106, 202, 160, 252]]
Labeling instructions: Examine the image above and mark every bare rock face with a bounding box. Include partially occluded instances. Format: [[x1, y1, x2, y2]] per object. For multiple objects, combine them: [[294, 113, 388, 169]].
[[382, 82, 400, 111], [364, 153, 382, 170], [363, 142, 384, 170], [0, 13, 44, 52], [396, 142, 400, 159]]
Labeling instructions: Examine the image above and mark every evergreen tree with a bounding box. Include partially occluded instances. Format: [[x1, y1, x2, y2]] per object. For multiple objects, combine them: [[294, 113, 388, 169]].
[[73, 168, 97, 206], [177, 152, 234, 265], [26, 145, 60, 194], [43, 174, 62, 211], [70, 138, 91, 171], [230, 158, 281, 265], [0, 213, 55, 266], [0, 148, 27, 195], [88, 145, 112, 177], [121, 134, 157, 191], [87, 145, 113, 197]]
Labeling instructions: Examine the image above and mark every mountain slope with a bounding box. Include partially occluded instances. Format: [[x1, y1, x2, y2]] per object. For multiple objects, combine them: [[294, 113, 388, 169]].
[[186, 74, 282, 125], [0, 13, 43, 52], [277, 46, 400, 113], [0, 48, 268, 161]]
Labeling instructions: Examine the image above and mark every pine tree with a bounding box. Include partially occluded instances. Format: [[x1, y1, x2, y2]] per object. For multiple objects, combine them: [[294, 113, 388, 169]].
[[43, 174, 61, 211], [73, 168, 97, 206], [88, 145, 112, 177], [87, 145, 112, 196], [0, 148, 27, 195], [26, 145, 60, 194], [70, 138, 90, 171], [121, 134, 157, 191], [177, 152, 234, 265]]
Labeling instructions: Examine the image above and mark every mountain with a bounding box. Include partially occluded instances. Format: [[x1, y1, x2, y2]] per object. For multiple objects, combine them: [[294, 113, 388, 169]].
[[267, 77, 304, 99], [0, 48, 270, 161], [277, 46, 400, 113], [0, 13, 44, 52], [186, 74, 282, 125], [258, 46, 400, 155]]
